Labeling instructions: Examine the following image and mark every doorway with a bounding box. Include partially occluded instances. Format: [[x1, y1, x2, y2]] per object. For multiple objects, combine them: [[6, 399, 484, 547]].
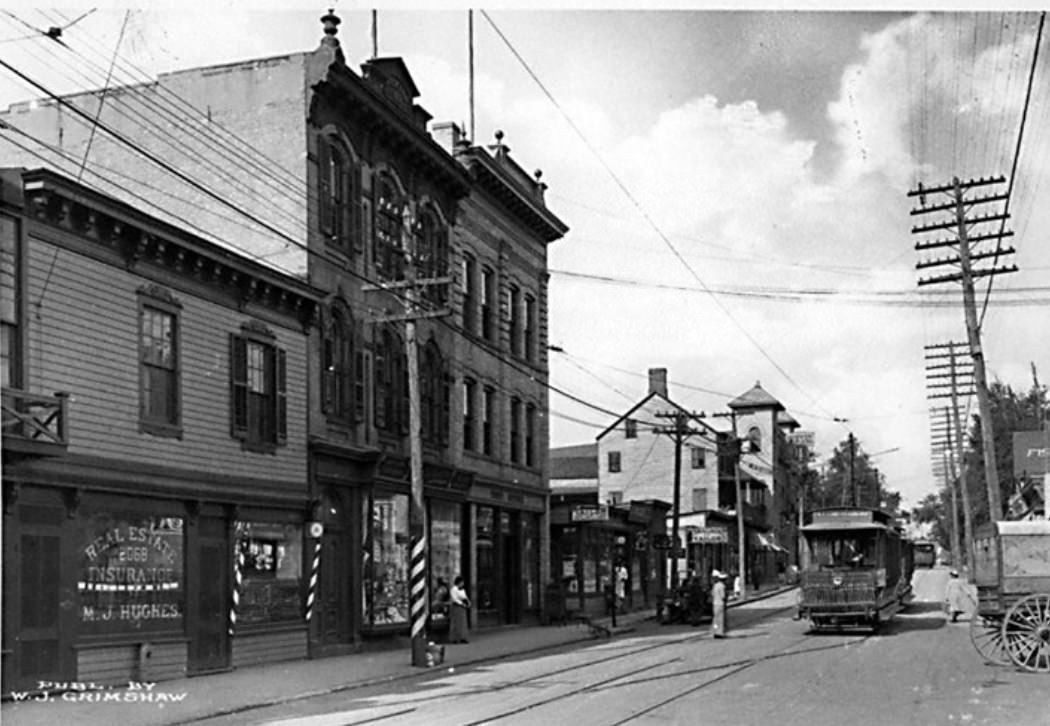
[[189, 515, 229, 674]]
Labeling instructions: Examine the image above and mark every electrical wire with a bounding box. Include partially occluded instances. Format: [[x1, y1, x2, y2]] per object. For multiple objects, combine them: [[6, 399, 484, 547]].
[[478, 9, 845, 428]]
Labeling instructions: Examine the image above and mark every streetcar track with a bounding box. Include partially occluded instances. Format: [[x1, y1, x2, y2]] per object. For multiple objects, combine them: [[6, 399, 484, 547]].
[[467, 631, 873, 725], [265, 603, 802, 726], [608, 634, 878, 725]]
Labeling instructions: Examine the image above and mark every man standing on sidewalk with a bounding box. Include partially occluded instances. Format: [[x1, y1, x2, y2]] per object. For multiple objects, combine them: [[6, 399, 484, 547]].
[[711, 570, 728, 638]]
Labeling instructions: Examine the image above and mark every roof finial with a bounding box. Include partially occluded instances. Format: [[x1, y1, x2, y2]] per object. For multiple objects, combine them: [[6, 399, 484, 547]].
[[321, 8, 341, 47]]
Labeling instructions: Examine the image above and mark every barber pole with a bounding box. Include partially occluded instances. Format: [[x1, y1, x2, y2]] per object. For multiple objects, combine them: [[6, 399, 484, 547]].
[[410, 533, 427, 641], [229, 543, 244, 636], [305, 537, 321, 622]]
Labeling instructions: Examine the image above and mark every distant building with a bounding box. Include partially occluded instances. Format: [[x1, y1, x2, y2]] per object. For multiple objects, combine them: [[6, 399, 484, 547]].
[[549, 443, 668, 617], [596, 368, 719, 514]]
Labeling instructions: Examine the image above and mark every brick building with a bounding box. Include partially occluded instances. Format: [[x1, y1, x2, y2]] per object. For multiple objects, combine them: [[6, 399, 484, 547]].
[[0, 11, 566, 662]]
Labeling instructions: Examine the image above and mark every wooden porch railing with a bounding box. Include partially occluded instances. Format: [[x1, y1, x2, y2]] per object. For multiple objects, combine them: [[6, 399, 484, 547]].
[[1, 388, 69, 452]]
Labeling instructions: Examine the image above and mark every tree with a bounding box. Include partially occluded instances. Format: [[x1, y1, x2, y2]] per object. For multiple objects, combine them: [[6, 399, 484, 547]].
[[963, 376, 1048, 528], [808, 436, 902, 514], [911, 492, 950, 551]]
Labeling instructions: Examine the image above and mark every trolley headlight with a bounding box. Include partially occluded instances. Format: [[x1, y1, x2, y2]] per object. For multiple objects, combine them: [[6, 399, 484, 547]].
[[832, 575, 844, 588]]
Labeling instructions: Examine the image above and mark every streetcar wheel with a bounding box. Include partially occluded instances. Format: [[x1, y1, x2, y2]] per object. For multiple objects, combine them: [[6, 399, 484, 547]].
[[871, 614, 881, 635], [1002, 594, 1050, 673], [969, 614, 1009, 666]]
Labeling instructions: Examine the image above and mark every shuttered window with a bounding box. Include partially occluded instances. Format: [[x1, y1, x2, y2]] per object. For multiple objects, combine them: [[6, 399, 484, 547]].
[[230, 324, 286, 453], [318, 135, 358, 253]]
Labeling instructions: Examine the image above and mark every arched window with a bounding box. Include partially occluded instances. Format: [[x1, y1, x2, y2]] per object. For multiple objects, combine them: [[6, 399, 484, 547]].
[[374, 176, 404, 281], [322, 301, 355, 423], [373, 325, 406, 435], [747, 425, 762, 453], [416, 207, 448, 305], [318, 135, 355, 251], [421, 339, 450, 446]]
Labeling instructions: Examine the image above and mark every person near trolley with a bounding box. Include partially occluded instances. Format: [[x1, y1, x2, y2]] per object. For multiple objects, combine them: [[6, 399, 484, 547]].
[[711, 569, 728, 638], [449, 576, 472, 643], [944, 569, 967, 623]]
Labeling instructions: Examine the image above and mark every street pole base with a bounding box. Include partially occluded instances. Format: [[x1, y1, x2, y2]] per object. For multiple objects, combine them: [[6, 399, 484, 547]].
[[411, 634, 429, 668]]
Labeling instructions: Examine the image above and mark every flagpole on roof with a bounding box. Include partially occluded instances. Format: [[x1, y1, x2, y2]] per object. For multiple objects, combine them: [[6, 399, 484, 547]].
[[372, 9, 378, 59]]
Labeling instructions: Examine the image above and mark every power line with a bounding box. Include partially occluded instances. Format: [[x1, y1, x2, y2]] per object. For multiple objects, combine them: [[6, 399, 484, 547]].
[[979, 10, 1045, 328], [479, 10, 842, 426]]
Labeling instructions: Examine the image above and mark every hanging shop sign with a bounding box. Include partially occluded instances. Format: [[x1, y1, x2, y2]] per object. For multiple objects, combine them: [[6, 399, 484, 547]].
[[571, 504, 610, 522]]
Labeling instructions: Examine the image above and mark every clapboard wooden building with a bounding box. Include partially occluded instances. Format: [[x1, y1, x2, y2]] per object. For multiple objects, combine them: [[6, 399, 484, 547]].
[[1, 167, 321, 689]]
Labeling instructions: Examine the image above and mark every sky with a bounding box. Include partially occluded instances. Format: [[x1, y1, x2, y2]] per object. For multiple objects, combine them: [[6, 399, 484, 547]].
[[1, 2, 1048, 509]]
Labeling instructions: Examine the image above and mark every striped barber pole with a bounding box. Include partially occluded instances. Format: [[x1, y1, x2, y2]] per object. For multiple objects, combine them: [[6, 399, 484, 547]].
[[409, 533, 427, 640], [229, 544, 245, 636], [305, 538, 321, 622]]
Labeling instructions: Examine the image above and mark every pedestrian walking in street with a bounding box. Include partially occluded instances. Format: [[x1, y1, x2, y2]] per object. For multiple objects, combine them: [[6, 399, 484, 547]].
[[450, 575, 472, 643], [944, 569, 967, 623], [711, 569, 728, 638]]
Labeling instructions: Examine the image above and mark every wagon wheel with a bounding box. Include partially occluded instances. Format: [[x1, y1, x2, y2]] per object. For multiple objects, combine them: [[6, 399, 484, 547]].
[[969, 614, 1009, 666], [1001, 594, 1050, 673]]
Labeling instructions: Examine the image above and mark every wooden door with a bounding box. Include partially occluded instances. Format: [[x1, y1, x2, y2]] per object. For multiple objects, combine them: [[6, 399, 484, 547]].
[[8, 503, 74, 691], [189, 516, 229, 674], [319, 528, 351, 646]]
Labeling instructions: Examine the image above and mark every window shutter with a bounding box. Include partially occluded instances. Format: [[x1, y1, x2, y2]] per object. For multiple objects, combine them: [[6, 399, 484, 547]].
[[321, 336, 334, 415], [440, 373, 451, 447], [352, 164, 364, 256], [276, 347, 287, 445], [230, 333, 247, 439], [398, 354, 409, 435], [354, 349, 366, 423], [374, 342, 387, 430], [318, 139, 332, 236]]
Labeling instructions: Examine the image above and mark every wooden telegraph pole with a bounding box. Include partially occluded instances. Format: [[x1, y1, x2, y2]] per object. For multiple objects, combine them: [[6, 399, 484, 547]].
[[365, 204, 451, 666], [653, 410, 709, 589], [926, 342, 975, 570], [910, 176, 1017, 521]]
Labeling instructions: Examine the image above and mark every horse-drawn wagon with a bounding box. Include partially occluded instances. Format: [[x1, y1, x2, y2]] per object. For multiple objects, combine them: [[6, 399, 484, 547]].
[[969, 520, 1050, 672]]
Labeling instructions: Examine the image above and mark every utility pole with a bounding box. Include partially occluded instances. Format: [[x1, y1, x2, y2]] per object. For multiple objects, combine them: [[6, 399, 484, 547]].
[[653, 410, 708, 589], [911, 175, 1017, 521], [713, 410, 748, 600], [365, 204, 451, 667], [926, 341, 975, 570], [848, 432, 856, 507]]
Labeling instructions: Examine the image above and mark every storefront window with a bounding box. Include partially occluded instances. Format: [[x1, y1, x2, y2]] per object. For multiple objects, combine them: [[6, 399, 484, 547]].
[[235, 521, 302, 625], [476, 506, 495, 611], [429, 499, 462, 621], [363, 492, 410, 626], [78, 512, 184, 635]]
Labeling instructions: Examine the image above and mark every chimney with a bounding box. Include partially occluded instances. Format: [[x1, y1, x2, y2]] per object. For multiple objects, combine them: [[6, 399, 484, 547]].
[[648, 368, 668, 398], [432, 122, 464, 155]]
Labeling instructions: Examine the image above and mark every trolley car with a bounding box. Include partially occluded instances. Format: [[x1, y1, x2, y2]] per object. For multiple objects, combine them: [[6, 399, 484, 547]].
[[969, 520, 1050, 673], [797, 507, 913, 633], [913, 540, 937, 568]]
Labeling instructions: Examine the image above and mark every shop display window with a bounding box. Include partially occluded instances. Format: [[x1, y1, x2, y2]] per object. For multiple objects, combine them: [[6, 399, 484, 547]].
[[363, 492, 410, 626], [77, 512, 185, 636], [429, 500, 462, 621], [235, 522, 303, 625]]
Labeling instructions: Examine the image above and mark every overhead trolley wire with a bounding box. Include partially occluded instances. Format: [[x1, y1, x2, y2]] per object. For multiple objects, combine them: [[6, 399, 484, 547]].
[[479, 10, 845, 427], [1, 14, 314, 250], [979, 11, 1046, 329]]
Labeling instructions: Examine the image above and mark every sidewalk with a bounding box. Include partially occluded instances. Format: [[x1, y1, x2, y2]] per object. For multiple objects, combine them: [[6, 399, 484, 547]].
[[2, 585, 795, 726]]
